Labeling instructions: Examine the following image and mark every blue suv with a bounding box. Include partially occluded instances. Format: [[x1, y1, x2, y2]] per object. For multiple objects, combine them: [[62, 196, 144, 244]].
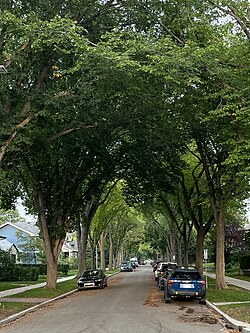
[[163, 268, 206, 304]]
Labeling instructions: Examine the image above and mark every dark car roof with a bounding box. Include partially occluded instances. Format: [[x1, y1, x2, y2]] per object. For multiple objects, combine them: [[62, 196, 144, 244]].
[[81, 269, 103, 277]]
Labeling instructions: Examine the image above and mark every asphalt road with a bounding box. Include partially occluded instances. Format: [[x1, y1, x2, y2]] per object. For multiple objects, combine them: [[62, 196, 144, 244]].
[[0, 265, 225, 333]]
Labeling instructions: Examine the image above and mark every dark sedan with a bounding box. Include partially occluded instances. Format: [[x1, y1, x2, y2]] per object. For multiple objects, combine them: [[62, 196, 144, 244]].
[[77, 269, 107, 291], [163, 268, 206, 304]]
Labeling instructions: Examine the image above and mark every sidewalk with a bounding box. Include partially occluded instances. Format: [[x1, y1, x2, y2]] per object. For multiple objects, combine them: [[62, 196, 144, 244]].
[[205, 273, 250, 333], [0, 275, 75, 298], [206, 273, 250, 292]]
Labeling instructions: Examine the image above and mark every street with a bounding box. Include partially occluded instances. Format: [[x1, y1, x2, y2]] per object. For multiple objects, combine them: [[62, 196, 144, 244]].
[[0, 265, 226, 333]]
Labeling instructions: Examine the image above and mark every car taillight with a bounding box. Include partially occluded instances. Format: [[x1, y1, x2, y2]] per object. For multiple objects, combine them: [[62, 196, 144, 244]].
[[168, 280, 174, 287], [201, 280, 206, 288]]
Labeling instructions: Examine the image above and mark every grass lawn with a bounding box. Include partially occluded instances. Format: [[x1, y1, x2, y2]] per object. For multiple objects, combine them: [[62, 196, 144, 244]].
[[0, 302, 37, 320], [206, 277, 250, 324], [7, 277, 78, 299], [219, 303, 250, 324], [207, 282, 250, 303], [0, 278, 47, 292]]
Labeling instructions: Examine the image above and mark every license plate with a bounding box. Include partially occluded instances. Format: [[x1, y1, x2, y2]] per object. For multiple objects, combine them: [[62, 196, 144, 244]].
[[180, 283, 194, 288], [84, 283, 95, 287]]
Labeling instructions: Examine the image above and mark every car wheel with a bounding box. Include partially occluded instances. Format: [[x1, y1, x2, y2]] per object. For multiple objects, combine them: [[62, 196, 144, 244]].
[[100, 282, 104, 289]]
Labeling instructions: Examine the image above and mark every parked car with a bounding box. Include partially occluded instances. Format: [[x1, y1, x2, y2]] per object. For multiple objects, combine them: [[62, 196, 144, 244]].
[[130, 260, 136, 269], [120, 262, 133, 272], [77, 269, 107, 291], [163, 268, 206, 304], [155, 262, 179, 281], [158, 270, 172, 290]]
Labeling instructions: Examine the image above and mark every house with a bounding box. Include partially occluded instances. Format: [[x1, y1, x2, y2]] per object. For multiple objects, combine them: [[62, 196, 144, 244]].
[[0, 237, 19, 262], [61, 239, 78, 259], [0, 221, 40, 264], [0, 221, 78, 263]]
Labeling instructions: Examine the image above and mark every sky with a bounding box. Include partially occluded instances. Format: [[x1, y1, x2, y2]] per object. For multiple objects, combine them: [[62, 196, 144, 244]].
[[16, 198, 36, 222]]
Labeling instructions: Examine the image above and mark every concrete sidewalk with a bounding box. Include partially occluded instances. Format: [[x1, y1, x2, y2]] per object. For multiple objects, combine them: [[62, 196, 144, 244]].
[[205, 273, 250, 333], [0, 275, 75, 298], [206, 273, 250, 291]]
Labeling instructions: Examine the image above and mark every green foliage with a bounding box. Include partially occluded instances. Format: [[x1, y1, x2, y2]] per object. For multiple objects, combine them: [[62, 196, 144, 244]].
[[0, 250, 39, 281], [239, 254, 250, 270], [57, 264, 70, 275], [0, 209, 25, 225]]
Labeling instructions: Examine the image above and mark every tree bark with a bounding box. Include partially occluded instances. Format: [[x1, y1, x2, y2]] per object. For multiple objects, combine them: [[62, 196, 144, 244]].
[[99, 232, 106, 271], [215, 210, 227, 289], [77, 219, 90, 276], [196, 228, 205, 274], [38, 192, 65, 288], [108, 227, 113, 269]]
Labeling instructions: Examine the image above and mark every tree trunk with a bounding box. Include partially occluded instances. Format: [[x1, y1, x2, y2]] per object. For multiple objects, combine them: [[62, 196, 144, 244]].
[[215, 210, 227, 289], [38, 192, 65, 288], [90, 245, 95, 270], [46, 258, 58, 289], [77, 220, 90, 276], [196, 228, 205, 274], [99, 232, 106, 271], [108, 228, 113, 270]]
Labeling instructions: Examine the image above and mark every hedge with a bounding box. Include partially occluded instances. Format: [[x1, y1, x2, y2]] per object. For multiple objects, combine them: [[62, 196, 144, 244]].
[[239, 254, 250, 270]]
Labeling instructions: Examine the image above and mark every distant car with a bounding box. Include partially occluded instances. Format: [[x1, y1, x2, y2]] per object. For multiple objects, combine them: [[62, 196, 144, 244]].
[[163, 268, 206, 304], [77, 269, 107, 291], [120, 262, 133, 272], [130, 260, 136, 269], [155, 262, 179, 281]]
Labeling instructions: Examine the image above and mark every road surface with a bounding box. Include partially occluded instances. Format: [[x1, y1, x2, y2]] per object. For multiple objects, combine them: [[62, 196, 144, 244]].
[[0, 265, 226, 333]]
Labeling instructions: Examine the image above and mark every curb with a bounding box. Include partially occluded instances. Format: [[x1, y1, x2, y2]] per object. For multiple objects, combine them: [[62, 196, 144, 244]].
[[0, 272, 119, 327], [0, 289, 77, 327], [206, 300, 250, 333]]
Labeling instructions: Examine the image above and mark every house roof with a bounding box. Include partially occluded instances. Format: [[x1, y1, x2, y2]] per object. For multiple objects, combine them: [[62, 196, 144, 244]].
[[0, 239, 18, 252], [0, 221, 39, 236], [62, 240, 78, 253]]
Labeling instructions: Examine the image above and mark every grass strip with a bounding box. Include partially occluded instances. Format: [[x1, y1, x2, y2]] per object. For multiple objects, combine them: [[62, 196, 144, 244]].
[[218, 303, 250, 324], [0, 302, 37, 320], [206, 276, 250, 324], [7, 278, 78, 299]]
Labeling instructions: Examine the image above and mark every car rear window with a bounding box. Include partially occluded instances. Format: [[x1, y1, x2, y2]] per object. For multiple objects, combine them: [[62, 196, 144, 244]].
[[172, 271, 202, 280], [82, 270, 101, 278]]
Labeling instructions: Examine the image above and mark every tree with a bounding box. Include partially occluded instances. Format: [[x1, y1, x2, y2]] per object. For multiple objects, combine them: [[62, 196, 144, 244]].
[[0, 209, 25, 225]]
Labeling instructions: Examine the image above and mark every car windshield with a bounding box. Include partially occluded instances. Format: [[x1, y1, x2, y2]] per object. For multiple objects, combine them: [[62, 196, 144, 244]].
[[82, 270, 101, 278], [172, 271, 202, 280]]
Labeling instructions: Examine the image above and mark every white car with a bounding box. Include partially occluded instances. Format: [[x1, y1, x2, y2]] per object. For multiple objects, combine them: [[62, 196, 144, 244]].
[[154, 262, 178, 281]]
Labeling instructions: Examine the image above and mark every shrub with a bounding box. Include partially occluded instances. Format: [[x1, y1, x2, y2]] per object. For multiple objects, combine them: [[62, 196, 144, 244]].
[[58, 264, 70, 275], [239, 254, 250, 270]]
